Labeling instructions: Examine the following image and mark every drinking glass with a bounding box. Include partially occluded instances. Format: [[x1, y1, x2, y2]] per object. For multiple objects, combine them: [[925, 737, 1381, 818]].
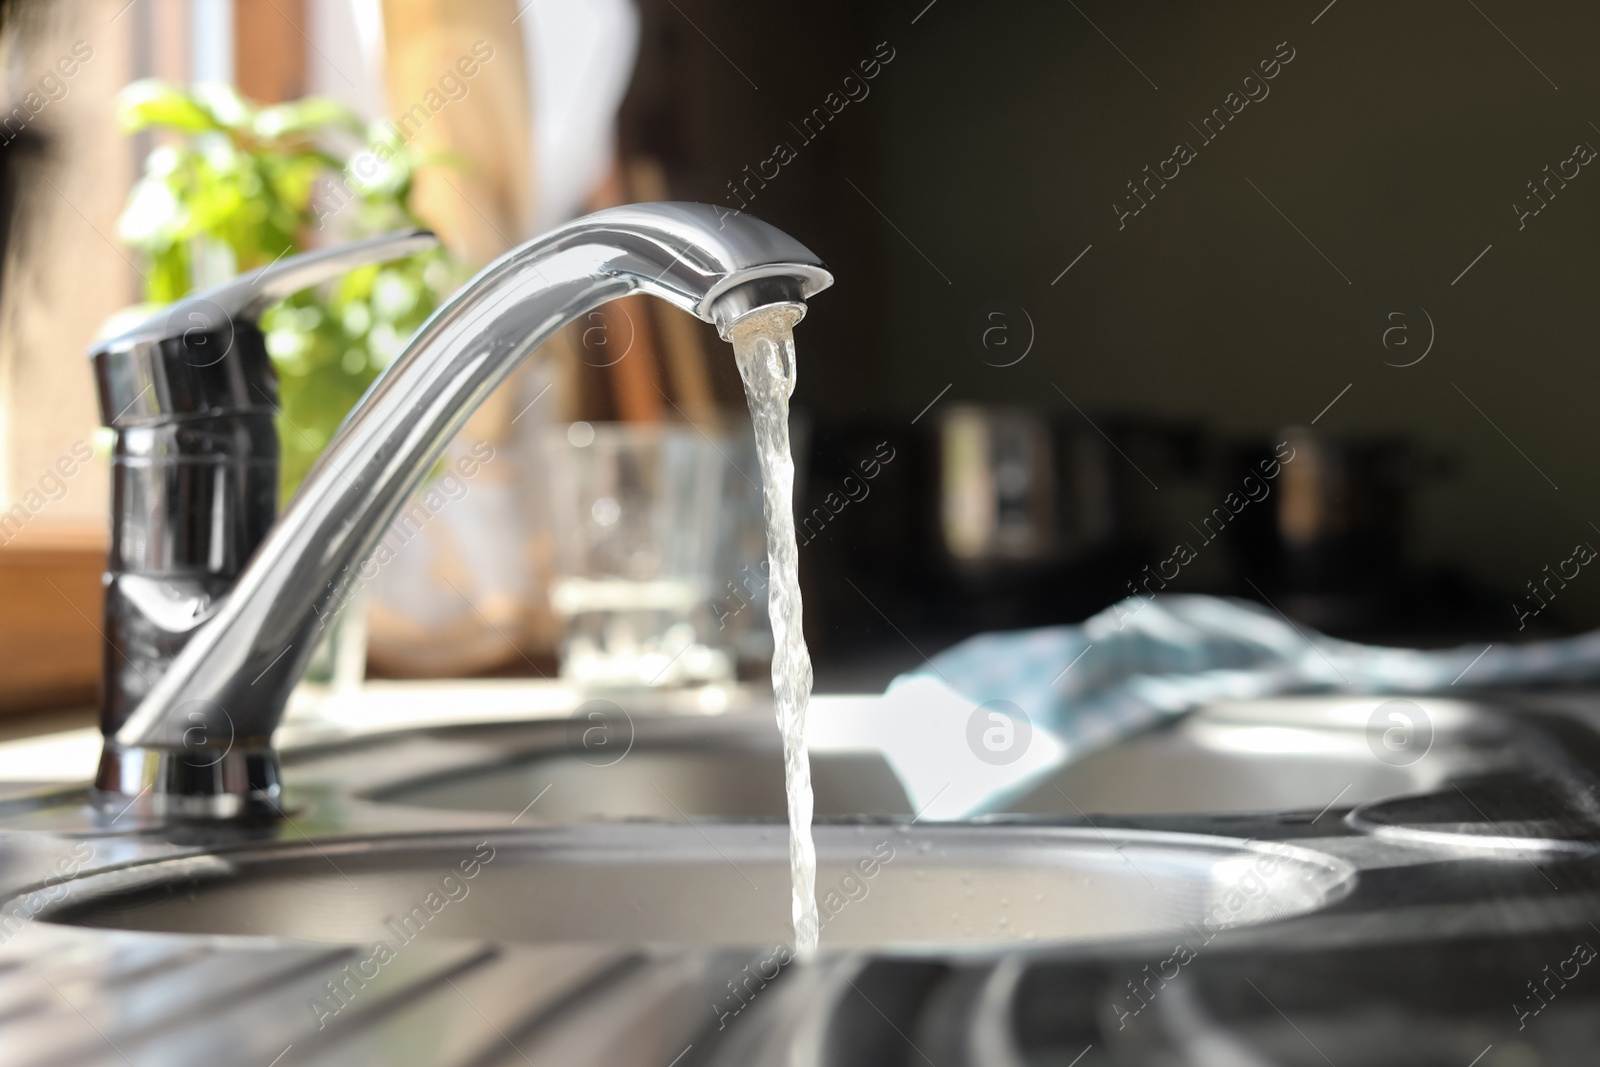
[[541, 422, 729, 686]]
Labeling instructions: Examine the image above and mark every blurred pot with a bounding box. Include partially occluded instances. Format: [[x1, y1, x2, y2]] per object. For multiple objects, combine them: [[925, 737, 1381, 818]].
[[1229, 427, 1453, 628]]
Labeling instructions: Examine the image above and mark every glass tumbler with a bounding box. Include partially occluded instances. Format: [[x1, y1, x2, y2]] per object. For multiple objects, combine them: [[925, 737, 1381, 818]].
[[541, 422, 729, 687]]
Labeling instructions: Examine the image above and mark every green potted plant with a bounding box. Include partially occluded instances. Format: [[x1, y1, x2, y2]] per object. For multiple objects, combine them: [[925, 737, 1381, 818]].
[[113, 79, 466, 499], [112, 80, 468, 685]]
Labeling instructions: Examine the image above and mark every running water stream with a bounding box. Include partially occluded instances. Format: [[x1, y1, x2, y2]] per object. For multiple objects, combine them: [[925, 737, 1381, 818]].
[[728, 304, 819, 955]]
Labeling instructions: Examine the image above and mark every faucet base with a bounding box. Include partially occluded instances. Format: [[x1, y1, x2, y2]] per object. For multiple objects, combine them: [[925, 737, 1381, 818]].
[[92, 742, 284, 822]]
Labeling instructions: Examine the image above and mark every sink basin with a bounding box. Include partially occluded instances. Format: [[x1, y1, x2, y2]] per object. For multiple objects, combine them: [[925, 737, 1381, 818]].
[[334, 696, 1517, 823], [1006, 696, 1517, 816], [340, 715, 914, 820], [39, 825, 1354, 949]]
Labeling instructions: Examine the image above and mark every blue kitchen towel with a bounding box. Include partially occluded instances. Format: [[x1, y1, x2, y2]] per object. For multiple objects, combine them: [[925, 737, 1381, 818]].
[[884, 593, 1600, 814]]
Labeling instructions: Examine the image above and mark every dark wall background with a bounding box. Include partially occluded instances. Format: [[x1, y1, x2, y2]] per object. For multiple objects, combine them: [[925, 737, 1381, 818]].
[[622, 0, 1600, 657]]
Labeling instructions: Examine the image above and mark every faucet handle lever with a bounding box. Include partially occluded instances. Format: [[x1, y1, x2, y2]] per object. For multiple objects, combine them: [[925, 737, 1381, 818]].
[[217, 228, 439, 323], [91, 229, 437, 427], [95, 228, 438, 354]]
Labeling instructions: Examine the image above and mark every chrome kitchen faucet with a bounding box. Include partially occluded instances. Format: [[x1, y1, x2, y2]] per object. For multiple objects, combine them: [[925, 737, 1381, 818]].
[[90, 204, 832, 819]]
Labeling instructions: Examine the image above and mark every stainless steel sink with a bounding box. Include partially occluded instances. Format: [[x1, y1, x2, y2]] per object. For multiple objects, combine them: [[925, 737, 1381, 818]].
[[378, 749, 912, 819], [366, 735, 915, 825], [6, 689, 1590, 1067], [38, 824, 1355, 949], [355, 717, 913, 820], [332, 696, 1520, 823], [1006, 696, 1520, 816]]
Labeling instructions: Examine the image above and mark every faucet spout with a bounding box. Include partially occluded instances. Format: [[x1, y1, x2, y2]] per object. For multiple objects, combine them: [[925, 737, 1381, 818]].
[[95, 202, 831, 819]]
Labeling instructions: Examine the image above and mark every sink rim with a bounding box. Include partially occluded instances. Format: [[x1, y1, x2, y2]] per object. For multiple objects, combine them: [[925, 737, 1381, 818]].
[[29, 822, 1360, 955]]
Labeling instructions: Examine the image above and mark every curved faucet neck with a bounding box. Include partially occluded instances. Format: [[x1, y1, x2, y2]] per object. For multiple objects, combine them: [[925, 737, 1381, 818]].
[[96, 202, 831, 819]]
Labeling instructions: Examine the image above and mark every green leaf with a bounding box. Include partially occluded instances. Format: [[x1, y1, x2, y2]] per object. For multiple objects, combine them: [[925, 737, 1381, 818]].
[[116, 80, 218, 133], [116, 175, 183, 245], [191, 82, 253, 129], [254, 97, 363, 140]]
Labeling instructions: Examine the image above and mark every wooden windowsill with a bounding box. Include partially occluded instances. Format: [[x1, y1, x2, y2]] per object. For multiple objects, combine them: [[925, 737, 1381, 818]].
[[0, 517, 108, 556], [0, 517, 106, 715]]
